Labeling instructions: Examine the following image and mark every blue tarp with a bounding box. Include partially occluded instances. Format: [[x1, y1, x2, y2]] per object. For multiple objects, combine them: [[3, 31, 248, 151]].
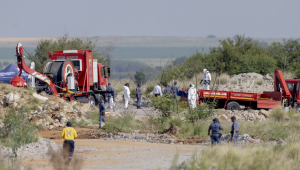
[[0, 64, 29, 83]]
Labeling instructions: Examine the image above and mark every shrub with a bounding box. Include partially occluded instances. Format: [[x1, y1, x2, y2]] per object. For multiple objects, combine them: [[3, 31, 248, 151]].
[[145, 85, 154, 95], [149, 95, 180, 121], [0, 107, 38, 157], [184, 103, 210, 123], [270, 107, 289, 122]]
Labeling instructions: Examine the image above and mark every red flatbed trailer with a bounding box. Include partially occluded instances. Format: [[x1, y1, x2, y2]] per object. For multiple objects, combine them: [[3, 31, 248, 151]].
[[183, 69, 300, 110], [198, 89, 282, 110]]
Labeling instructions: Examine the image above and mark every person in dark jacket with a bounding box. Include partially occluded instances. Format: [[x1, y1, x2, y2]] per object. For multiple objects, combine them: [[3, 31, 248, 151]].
[[171, 81, 179, 99], [136, 83, 142, 109], [98, 99, 106, 128], [106, 82, 113, 109], [163, 84, 173, 96], [208, 118, 223, 146]]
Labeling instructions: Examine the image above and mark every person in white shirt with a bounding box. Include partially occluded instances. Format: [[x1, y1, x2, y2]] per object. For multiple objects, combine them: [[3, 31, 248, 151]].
[[200, 68, 211, 90], [123, 83, 130, 109], [153, 83, 163, 97], [188, 84, 197, 109]]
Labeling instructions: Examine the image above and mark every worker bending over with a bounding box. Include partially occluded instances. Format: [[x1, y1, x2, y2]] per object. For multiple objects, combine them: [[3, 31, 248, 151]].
[[61, 122, 78, 165], [200, 68, 211, 90], [123, 83, 130, 109], [188, 84, 197, 109]]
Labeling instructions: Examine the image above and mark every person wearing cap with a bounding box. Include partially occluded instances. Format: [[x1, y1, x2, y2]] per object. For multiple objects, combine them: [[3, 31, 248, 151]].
[[123, 83, 130, 109], [200, 68, 211, 90], [61, 121, 78, 165], [153, 83, 162, 97], [106, 82, 113, 109], [136, 83, 142, 109], [208, 118, 223, 146], [230, 116, 239, 146], [99, 99, 106, 128], [171, 81, 179, 99]]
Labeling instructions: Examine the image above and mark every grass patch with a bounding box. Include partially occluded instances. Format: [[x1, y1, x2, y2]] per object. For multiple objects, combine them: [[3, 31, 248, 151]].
[[173, 142, 300, 170], [31, 98, 39, 104], [230, 80, 238, 85], [257, 79, 263, 85], [70, 118, 89, 127], [30, 105, 38, 111], [86, 111, 100, 125], [1, 85, 7, 90]]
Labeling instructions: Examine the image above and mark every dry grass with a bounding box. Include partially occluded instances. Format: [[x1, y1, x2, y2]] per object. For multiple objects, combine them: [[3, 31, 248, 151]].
[[282, 71, 296, 79]]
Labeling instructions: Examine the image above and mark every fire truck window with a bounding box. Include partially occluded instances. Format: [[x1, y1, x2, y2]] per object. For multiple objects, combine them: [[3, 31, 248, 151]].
[[100, 67, 105, 77], [72, 60, 81, 71], [287, 83, 294, 92]]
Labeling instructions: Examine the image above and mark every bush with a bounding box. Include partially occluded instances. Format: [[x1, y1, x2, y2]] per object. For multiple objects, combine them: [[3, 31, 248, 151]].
[[184, 103, 210, 123], [145, 85, 154, 95], [149, 95, 179, 120], [0, 107, 38, 157]]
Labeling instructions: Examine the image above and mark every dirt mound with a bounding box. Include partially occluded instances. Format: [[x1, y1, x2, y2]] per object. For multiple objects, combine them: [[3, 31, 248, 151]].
[[217, 72, 273, 93]]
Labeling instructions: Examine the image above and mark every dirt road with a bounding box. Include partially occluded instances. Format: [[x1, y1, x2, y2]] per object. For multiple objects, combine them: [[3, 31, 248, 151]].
[[23, 139, 204, 170]]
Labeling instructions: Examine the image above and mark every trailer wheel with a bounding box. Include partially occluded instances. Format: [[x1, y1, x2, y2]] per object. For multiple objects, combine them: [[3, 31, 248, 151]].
[[89, 95, 96, 107], [226, 101, 241, 110]]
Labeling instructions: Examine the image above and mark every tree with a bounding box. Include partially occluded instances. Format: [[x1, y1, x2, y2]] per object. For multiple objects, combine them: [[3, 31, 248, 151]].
[[28, 34, 114, 72], [134, 71, 146, 84]]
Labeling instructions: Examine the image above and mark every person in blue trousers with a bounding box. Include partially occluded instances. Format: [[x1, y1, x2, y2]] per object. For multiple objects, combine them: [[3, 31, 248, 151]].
[[230, 116, 239, 146], [136, 83, 142, 109], [208, 118, 223, 146], [99, 99, 106, 128]]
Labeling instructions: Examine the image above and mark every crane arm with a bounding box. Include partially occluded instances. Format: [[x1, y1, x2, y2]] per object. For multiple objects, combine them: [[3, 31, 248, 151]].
[[16, 43, 58, 95], [274, 69, 291, 97]]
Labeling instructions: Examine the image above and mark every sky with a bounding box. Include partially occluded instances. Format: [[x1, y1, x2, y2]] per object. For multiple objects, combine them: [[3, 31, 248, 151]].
[[0, 0, 299, 38]]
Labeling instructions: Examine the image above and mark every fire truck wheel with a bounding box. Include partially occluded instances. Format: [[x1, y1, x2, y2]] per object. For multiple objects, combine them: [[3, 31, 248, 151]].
[[89, 95, 96, 107], [226, 101, 241, 110]]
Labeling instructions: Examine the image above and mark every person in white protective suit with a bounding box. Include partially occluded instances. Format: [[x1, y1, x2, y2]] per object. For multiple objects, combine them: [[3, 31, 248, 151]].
[[200, 68, 211, 90], [123, 83, 130, 109], [188, 84, 197, 109]]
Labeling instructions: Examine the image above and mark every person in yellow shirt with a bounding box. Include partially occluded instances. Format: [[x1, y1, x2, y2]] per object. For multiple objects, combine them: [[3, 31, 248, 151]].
[[61, 122, 78, 164]]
